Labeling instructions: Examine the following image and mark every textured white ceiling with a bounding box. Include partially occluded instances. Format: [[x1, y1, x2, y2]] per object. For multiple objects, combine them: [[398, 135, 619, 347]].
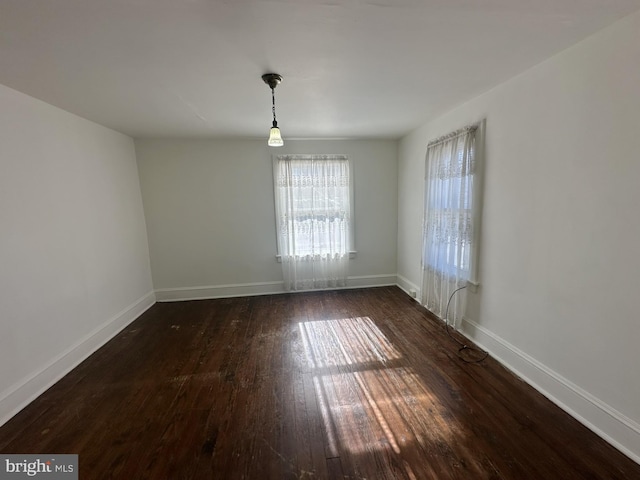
[[1, 0, 639, 139]]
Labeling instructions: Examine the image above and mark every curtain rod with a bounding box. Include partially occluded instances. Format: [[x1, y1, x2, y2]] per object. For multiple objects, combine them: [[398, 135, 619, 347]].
[[427, 123, 479, 149]]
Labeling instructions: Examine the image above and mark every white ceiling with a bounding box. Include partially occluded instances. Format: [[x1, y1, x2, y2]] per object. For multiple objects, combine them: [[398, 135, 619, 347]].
[[1, 0, 639, 140]]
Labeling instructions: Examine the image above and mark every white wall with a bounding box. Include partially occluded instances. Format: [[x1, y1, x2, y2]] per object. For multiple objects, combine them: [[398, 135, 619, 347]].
[[0, 84, 155, 425], [135, 138, 398, 300], [398, 10, 640, 461]]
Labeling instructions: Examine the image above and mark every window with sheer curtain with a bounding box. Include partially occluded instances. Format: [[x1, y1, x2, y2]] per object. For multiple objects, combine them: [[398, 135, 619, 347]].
[[274, 154, 351, 291], [422, 124, 481, 327]]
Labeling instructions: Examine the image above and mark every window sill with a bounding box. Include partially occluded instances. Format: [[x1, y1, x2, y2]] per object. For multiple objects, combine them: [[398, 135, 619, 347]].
[[467, 280, 480, 293]]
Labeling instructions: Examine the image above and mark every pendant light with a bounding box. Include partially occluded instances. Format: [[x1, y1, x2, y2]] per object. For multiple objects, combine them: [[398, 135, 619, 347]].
[[262, 73, 284, 147]]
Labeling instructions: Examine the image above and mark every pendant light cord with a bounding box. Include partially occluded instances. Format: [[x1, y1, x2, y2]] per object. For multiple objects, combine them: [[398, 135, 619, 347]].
[[272, 88, 277, 126]]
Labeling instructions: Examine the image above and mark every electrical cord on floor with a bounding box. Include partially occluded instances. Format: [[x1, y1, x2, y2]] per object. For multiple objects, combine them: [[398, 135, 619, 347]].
[[443, 285, 488, 364]]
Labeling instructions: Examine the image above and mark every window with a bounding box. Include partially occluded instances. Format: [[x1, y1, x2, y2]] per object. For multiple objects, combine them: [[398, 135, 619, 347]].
[[274, 154, 352, 290], [422, 123, 483, 325], [424, 139, 475, 280]]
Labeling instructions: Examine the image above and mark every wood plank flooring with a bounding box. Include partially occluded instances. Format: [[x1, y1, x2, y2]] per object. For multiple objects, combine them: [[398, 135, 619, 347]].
[[1, 286, 638, 479]]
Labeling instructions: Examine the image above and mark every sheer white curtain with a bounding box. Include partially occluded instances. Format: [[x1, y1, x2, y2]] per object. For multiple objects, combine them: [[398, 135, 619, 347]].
[[274, 155, 350, 291], [422, 125, 478, 328]]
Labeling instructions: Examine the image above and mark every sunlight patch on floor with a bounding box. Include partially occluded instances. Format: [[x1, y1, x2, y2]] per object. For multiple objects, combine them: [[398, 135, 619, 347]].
[[299, 317, 454, 456]]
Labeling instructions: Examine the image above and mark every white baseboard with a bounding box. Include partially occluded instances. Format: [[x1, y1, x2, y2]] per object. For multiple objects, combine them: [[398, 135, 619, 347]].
[[155, 281, 285, 301], [346, 274, 397, 289], [155, 274, 398, 302], [461, 317, 640, 464], [396, 274, 421, 302], [0, 291, 156, 428]]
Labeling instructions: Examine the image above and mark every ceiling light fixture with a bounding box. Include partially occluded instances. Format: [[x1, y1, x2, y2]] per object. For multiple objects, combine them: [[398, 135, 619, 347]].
[[262, 73, 284, 147]]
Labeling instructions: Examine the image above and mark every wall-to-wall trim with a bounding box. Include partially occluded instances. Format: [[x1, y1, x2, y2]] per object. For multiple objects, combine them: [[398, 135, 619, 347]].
[[155, 274, 398, 302], [155, 281, 285, 302], [396, 274, 421, 301], [347, 274, 397, 289], [461, 317, 640, 464], [0, 291, 156, 428]]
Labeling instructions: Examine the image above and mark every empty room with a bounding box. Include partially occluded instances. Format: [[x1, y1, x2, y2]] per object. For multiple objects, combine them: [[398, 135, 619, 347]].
[[1, 1, 640, 479]]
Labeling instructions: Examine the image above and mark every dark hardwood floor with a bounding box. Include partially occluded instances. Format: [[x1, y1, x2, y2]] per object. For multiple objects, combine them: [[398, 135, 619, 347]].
[[1, 286, 638, 479]]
